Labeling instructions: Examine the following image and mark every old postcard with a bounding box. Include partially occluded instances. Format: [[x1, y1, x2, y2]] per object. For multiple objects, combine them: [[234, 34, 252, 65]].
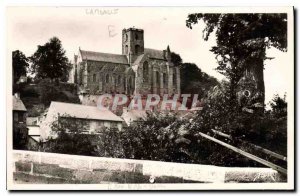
[[7, 6, 294, 190]]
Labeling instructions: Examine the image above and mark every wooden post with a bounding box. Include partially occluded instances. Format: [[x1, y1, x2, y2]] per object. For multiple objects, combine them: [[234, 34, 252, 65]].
[[211, 129, 287, 161], [197, 131, 287, 174]]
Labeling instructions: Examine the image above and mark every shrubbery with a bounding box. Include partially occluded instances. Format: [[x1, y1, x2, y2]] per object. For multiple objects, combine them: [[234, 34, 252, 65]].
[[44, 89, 287, 168]]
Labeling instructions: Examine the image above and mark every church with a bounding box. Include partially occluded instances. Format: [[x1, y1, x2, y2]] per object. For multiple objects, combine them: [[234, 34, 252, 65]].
[[70, 28, 181, 97]]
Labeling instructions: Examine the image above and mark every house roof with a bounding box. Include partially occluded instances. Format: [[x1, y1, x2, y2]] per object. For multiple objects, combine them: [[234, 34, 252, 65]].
[[49, 101, 123, 122], [80, 49, 129, 64], [121, 109, 147, 125], [26, 117, 39, 126], [144, 48, 166, 60], [13, 96, 27, 111]]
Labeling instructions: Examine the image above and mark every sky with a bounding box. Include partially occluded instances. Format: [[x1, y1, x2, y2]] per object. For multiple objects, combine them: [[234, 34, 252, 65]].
[[7, 7, 290, 106]]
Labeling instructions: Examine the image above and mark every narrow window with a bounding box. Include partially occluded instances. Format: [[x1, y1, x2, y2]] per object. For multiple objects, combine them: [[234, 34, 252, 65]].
[[106, 74, 109, 83], [135, 45, 140, 54], [163, 73, 167, 85], [93, 74, 96, 82], [143, 61, 149, 82], [129, 77, 133, 89], [156, 71, 160, 85], [118, 75, 121, 84]]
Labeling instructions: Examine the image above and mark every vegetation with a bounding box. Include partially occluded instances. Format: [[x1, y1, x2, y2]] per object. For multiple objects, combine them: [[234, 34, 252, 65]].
[[30, 37, 72, 82], [13, 50, 29, 83], [186, 13, 287, 107], [13, 122, 28, 150], [44, 92, 287, 168], [180, 63, 218, 97], [44, 115, 95, 156], [171, 52, 219, 98]]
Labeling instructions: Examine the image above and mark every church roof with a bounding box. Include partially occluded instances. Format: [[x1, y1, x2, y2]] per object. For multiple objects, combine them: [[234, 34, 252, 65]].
[[80, 50, 129, 64], [144, 48, 166, 60]]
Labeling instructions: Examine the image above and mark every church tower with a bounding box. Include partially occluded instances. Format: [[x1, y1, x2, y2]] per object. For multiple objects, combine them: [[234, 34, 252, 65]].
[[122, 28, 144, 65]]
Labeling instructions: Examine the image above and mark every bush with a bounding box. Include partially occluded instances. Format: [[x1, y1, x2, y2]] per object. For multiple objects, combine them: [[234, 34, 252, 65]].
[[43, 115, 96, 156]]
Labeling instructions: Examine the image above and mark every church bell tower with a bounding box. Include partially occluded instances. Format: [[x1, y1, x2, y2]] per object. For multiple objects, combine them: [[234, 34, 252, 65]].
[[122, 28, 144, 65]]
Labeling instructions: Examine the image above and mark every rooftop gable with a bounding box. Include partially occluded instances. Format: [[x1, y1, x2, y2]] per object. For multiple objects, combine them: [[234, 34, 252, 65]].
[[13, 96, 27, 111], [48, 101, 123, 122]]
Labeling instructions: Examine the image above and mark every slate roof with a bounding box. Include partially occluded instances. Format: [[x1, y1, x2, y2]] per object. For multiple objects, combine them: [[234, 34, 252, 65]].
[[13, 96, 27, 111], [49, 101, 123, 122], [80, 50, 128, 64], [144, 48, 166, 60]]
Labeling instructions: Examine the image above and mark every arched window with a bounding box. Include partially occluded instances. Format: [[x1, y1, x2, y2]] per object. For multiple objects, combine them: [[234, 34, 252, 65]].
[[156, 71, 160, 85], [163, 73, 167, 86], [123, 77, 126, 90], [118, 75, 121, 84], [93, 74, 96, 82], [143, 61, 149, 82], [106, 74, 109, 83], [135, 45, 140, 54], [129, 77, 133, 89], [135, 33, 139, 40], [125, 45, 128, 54]]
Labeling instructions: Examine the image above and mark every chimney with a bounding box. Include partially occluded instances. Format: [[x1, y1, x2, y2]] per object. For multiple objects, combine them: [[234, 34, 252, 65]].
[[14, 92, 20, 99]]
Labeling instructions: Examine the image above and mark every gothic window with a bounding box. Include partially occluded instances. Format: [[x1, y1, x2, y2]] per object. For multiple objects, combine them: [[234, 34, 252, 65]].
[[118, 75, 121, 84], [112, 76, 115, 86], [129, 77, 133, 89], [163, 73, 167, 86], [93, 74, 96, 82], [143, 61, 149, 82], [106, 74, 109, 83], [135, 33, 139, 40], [123, 78, 126, 91], [135, 45, 140, 54], [125, 45, 128, 54], [156, 71, 160, 85], [173, 69, 177, 86], [124, 34, 128, 42]]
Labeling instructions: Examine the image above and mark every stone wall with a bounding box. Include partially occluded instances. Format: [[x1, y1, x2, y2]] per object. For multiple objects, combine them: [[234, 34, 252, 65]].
[[12, 150, 283, 185]]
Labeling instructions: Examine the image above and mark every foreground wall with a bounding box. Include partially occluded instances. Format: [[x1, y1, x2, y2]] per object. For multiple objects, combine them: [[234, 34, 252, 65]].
[[11, 150, 284, 184]]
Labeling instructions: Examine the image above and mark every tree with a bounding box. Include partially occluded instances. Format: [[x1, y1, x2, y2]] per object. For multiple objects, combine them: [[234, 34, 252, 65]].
[[186, 13, 287, 108], [30, 37, 71, 82], [180, 63, 218, 97], [94, 127, 125, 158], [122, 112, 194, 163], [44, 114, 96, 156], [38, 78, 80, 107], [13, 123, 28, 150], [13, 50, 29, 83], [171, 52, 182, 66], [270, 94, 287, 118]]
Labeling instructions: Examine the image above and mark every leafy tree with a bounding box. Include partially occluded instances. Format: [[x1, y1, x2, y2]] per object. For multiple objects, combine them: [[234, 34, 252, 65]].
[[94, 127, 125, 158], [30, 37, 71, 82], [13, 123, 28, 150], [186, 13, 287, 107], [13, 50, 29, 83], [44, 114, 96, 156], [122, 112, 194, 163], [180, 63, 218, 97], [170, 52, 182, 66], [270, 94, 287, 118], [38, 78, 80, 107]]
